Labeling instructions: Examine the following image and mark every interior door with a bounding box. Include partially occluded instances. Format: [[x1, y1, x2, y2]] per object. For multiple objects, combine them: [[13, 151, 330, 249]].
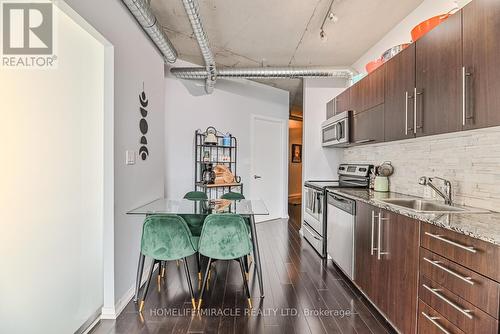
[[251, 116, 285, 222], [462, 0, 500, 130], [0, 7, 105, 333]]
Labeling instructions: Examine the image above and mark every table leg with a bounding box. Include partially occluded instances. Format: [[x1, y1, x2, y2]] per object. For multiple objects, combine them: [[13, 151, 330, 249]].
[[249, 215, 264, 297], [133, 253, 146, 302]]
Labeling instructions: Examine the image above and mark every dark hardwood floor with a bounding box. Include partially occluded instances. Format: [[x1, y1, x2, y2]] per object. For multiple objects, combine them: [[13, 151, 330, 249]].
[[91, 205, 394, 334]]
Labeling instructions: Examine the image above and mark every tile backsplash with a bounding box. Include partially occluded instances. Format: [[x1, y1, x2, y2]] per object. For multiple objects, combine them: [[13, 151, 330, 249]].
[[343, 126, 500, 212]]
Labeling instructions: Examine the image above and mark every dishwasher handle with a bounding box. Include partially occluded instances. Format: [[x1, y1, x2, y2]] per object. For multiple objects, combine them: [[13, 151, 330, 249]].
[[327, 192, 355, 215]]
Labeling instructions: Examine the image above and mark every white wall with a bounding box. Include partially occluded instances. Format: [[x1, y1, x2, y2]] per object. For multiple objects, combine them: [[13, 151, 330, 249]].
[[164, 60, 289, 211], [0, 7, 104, 334], [302, 78, 348, 181], [65, 0, 166, 316], [352, 0, 469, 73]]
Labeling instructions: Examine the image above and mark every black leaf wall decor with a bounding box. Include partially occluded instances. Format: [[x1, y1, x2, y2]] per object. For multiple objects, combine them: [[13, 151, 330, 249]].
[[139, 83, 149, 161]]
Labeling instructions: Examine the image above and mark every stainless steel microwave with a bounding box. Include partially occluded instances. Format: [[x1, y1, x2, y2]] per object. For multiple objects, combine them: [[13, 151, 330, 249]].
[[321, 110, 351, 147]]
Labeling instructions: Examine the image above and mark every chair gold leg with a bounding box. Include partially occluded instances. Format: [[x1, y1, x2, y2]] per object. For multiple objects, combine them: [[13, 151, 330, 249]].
[[161, 266, 166, 278], [245, 272, 249, 281], [139, 300, 145, 313], [197, 298, 203, 311], [176, 260, 180, 267], [198, 272, 202, 281], [247, 298, 252, 309], [157, 274, 161, 292], [191, 298, 197, 310]]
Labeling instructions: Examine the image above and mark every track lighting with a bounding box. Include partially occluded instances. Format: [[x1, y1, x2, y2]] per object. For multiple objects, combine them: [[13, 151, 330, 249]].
[[319, 0, 337, 43], [328, 12, 339, 23]]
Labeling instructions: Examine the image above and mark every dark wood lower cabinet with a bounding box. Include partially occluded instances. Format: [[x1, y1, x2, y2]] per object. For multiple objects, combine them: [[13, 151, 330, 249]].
[[354, 201, 419, 334], [383, 210, 419, 334], [418, 300, 465, 334]]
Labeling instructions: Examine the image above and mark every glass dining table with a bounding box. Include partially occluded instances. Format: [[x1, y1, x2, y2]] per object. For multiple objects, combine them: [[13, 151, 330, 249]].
[[127, 198, 269, 300]]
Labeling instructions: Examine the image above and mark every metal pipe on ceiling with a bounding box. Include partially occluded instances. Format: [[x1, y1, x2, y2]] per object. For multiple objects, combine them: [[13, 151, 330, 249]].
[[122, 0, 178, 63], [180, 0, 217, 94], [170, 66, 354, 80]]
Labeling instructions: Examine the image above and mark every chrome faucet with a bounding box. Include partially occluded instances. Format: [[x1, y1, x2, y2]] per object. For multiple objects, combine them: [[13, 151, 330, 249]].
[[419, 176, 453, 205]]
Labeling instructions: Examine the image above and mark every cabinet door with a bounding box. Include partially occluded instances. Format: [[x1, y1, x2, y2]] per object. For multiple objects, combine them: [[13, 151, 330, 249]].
[[462, 0, 500, 129], [415, 12, 462, 137], [336, 89, 351, 114], [382, 209, 419, 334], [351, 104, 384, 145], [326, 99, 335, 119], [354, 201, 377, 300], [363, 66, 385, 111], [350, 81, 363, 113], [384, 44, 416, 142]]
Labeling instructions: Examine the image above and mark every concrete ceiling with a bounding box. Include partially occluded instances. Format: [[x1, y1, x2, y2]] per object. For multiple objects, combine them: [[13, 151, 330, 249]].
[[151, 0, 424, 109]]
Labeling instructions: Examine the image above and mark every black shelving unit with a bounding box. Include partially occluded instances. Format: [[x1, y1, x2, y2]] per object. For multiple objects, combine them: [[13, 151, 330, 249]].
[[194, 129, 243, 199]]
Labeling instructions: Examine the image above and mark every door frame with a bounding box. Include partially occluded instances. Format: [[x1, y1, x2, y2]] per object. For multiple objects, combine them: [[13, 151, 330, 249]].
[[250, 114, 288, 220]]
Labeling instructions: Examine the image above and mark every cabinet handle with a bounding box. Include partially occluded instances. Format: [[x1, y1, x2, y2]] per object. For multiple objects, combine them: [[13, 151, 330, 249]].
[[377, 213, 389, 260], [423, 257, 474, 285], [422, 284, 473, 319], [421, 312, 451, 334], [462, 66, 472, 126], [413, 87, 418, 134], [354, 139, 374, 144], [405, 91, 409, 135], [424, 232, 476, 253], [371, 211, 378, 255], [414, 88, 423, 133]]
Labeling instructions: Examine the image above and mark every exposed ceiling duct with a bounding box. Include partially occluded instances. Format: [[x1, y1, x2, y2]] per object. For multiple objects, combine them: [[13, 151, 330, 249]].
[[122, 0, 178, 63], [170, 66, 354, 80], [180, 0, 217, 94]]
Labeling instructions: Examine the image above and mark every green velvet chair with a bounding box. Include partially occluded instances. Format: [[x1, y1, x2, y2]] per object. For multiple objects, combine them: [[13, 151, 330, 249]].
[[183, 191, 208, 200], [220, 192, 245, 200], [181, 191, 208, 280], [197, 214, 253, 310], [138, 214, 199, 312]]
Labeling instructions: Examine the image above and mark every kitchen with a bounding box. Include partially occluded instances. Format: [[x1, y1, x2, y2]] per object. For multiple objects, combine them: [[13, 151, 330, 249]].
[[2, 0, 500, 334]]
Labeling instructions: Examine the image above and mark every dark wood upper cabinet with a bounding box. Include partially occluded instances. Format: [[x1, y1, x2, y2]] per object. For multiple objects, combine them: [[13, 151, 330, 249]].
[[415, 11, 463, 137], [362, 66, 385, 112], [351, 104, 384, 145], [384, 44, 416, 141], [462, 0, 500, 130], [336, 89, 351, 114]]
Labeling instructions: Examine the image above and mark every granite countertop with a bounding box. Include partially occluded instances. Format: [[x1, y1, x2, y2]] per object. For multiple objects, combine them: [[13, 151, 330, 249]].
[[327, 188, 500, 246]]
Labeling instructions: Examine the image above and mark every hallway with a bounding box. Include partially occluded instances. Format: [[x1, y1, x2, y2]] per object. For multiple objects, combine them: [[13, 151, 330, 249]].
[[92, 206, 393, 334]]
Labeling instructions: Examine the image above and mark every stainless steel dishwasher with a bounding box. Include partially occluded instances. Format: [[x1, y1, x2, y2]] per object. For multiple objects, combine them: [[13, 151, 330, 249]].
[[326, 192, 356, 280]]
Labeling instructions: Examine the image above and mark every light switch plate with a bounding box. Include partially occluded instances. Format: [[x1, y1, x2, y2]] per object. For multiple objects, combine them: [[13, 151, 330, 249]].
[[126, 150, 136, 165]]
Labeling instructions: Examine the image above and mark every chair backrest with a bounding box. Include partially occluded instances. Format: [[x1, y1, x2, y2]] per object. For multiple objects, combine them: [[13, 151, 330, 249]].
[[198, 214, 252, 260], [220, 192, 245, 200], [183, 191, 208, 200], [141, 215, 197, 261]]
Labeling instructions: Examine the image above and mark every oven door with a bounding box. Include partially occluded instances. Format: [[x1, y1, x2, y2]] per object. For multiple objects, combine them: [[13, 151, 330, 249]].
[[304, 187, 324, 235]]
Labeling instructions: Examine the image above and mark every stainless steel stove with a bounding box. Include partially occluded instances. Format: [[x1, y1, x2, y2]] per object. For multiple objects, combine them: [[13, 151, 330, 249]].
[[302, 164, 373, 258]]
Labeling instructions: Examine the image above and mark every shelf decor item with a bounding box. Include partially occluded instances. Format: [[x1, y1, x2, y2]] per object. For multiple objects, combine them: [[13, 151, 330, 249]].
[[203, 126, 218, 145], [194, 128, 243, 199]]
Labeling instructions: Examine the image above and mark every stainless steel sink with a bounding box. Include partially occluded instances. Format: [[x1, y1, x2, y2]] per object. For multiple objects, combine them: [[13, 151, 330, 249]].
[[379, 198, 487, 213]]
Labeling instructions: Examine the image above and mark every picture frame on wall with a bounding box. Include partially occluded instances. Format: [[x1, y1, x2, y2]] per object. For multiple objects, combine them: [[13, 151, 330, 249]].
[[291, 144, 302, 163]]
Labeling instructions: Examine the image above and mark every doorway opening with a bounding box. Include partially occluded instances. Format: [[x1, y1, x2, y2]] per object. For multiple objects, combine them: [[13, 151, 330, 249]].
[[288, 105, 303, 225]]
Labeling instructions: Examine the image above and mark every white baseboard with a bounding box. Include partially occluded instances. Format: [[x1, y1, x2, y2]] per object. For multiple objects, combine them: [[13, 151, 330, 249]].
[[100, 261, 155, 320]]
